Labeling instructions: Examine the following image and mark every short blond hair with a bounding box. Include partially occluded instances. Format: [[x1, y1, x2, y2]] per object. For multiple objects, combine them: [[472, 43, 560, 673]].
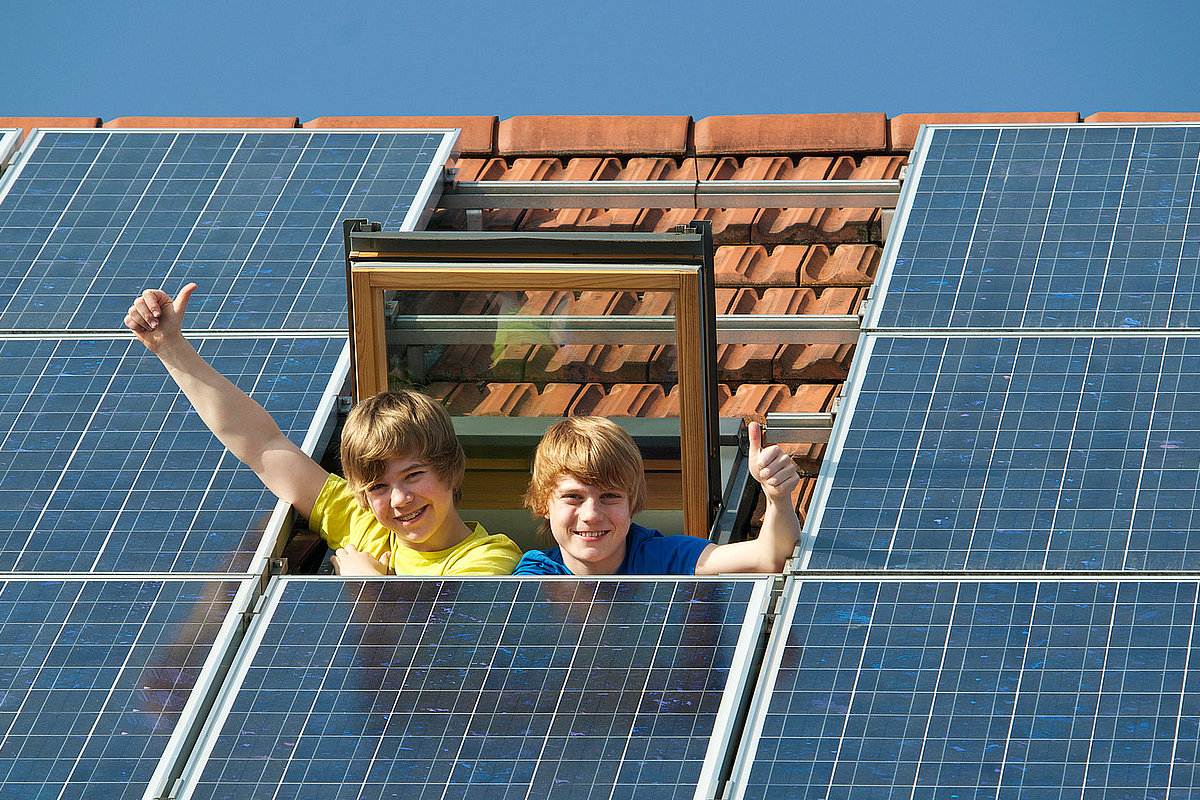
[[340, 390, 465, 505], [524, 416, 647, 517]]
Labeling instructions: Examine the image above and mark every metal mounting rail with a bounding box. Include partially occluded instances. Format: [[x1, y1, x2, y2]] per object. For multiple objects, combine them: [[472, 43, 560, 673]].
[[764, 412, 836, 444], [438, 179, 901, 210], [383, 314, 862, 345]]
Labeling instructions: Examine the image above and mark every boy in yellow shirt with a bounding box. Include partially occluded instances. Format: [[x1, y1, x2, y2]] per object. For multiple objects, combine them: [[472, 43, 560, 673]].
[[125, 284, 520, 576]]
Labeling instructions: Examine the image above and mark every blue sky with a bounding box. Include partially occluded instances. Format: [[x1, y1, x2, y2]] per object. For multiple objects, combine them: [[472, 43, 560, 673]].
[[7, 0, 1197, 120]]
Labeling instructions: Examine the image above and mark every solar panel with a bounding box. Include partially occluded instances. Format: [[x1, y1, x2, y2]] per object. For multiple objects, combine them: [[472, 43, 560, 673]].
[[176, 577, 771, 800], [868, 125, 1200, 330], [729, 577, 1200, 800], [0, 576, 253, 800], [0, 129, 454, 331], [803, 333, 1200, 571], [0, 130, 19, 170], [0, 335, 345, 572]]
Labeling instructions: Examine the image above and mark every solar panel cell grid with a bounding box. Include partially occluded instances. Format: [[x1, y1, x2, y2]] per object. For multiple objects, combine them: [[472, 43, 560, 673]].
[[0, 129, 450, 331], [182, 578, 766, 800], [0, 578, 246, 800], [0, 336, 344, 573], [807, 334, 1200, 571], [874, 125, 1200, 330], [734, 579, 1200, 800]]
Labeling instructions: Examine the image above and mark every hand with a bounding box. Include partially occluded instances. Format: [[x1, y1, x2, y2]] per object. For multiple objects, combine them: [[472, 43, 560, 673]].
[[748, 421, 800, 502], [124, 283, 197, 352], [331, 544, 391, 576]]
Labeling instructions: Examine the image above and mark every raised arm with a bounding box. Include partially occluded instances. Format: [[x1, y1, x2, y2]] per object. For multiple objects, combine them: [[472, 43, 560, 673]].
[[694, 422, 802, 574], [124, 284, 329, 518]]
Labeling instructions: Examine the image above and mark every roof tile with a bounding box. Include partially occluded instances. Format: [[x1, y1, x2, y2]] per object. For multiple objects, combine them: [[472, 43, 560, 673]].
[[888, 112, 1080, 151], [473, 383, 539, 416], [591, 384, 672, 417], [303, 116, 497, 155], [498, 115, 691, 156], [102, 116, 299, 128], [695, 114, 888, 155], [800, 244, 879, 286], [1083, 112, 1200, 123]]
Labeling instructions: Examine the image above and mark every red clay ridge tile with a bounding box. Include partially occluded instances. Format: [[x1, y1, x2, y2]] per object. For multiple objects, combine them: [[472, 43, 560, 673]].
[[695, 114, 888, 155], [102, 117, 300, 128], [498, 116, 691, 157], [888, 113, 1080, 151], [303, 116, 497, 155], [0, 117, 100, 141], [1084, 112, 1200, 123]]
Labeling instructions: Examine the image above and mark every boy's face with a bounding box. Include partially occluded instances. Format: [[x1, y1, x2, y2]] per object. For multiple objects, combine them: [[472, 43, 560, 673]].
[[364, 456, 460, 552], [544, 474, 633, 575]]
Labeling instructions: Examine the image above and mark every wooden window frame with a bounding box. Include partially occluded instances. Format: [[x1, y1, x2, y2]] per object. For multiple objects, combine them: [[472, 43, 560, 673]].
[[347, 261, 712, 538]]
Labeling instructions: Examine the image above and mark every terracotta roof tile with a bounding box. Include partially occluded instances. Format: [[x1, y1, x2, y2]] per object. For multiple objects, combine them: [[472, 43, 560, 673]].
[[1083, 112, 1200, 123], [473, 383, 539, 416], [0, 117, 99, 141], [888, 112, 1081, 151], [716, 286, 764, 314], [527, 383, 607, 416], [303, 116, 497, 155], [498, 115, 691, 156], [425, 382, 485, 415], [694, 114, 888, 155], [800, 244, 879, 287], [102, 117, 299, 128], [775, 342, 856, 382], [591, 384, 673, 417]]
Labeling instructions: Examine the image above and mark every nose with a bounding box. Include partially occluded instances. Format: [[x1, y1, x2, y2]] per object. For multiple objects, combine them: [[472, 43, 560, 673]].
[[390, 485, 413, 508], [579, 496, 604, 523]]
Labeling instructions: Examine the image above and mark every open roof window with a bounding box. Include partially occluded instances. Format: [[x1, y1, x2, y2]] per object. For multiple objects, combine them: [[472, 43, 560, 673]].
[[344, 222, 720, 547]]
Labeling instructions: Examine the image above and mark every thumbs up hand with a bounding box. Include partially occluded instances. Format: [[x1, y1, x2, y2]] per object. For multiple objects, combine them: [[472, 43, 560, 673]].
[[748, 421, 800, 501]]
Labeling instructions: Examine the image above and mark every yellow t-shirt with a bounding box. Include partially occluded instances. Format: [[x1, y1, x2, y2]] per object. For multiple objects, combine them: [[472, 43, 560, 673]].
[[308, 474, 521, 576]]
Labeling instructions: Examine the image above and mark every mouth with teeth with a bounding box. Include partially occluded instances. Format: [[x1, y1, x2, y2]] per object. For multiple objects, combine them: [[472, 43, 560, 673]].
[[395, 506, 426, 524], [573, 529, 610, 541]]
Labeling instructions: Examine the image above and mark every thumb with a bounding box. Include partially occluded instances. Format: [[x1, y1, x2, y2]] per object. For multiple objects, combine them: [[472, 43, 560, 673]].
[[174, 283, 198, 316], [380, 551, 391, 574], [748, 421, 763, 464]]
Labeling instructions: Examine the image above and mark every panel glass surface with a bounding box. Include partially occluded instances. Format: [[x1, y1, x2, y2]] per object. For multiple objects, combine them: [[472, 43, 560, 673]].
[[0, 129, 449, 331], [807, 334, 1200, 571], [874, 125, 1200, 330], [734, 579, 1200, 800], [0, 335, 343, 572], [0, 578, 246, 800], [184, 578, 764, 800]]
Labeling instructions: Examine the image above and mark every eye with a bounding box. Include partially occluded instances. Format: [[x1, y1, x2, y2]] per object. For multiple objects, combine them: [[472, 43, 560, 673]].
[[367, 483, 387, 494], [601, 492, 625, 503]]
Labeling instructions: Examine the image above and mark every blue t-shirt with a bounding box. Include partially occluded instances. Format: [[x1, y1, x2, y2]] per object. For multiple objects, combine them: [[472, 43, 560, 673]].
[[512, 523, 711, 576]]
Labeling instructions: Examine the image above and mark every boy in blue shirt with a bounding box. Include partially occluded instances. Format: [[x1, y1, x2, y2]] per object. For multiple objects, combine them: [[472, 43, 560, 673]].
[[513, 416, 801, 575]]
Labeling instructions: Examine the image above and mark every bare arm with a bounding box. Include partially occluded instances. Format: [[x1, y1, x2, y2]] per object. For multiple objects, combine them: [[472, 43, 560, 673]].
[[694, 422, 802, 574], [124, 284, 329, 518]]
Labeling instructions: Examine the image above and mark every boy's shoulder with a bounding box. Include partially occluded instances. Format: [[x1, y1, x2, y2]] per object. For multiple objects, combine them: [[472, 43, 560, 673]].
[[438, 523, 523, 575], [623, 524, 711, 575]]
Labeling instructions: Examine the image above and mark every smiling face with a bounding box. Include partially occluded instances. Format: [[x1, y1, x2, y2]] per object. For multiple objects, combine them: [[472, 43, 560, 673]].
[[363, 456, 468, 553], [544, 474, 634, 575]]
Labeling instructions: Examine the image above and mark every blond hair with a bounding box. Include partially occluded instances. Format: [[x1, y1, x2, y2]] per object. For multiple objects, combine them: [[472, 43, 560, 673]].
[[340, 390, 465, 505], [524, 416, 647, 518]]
